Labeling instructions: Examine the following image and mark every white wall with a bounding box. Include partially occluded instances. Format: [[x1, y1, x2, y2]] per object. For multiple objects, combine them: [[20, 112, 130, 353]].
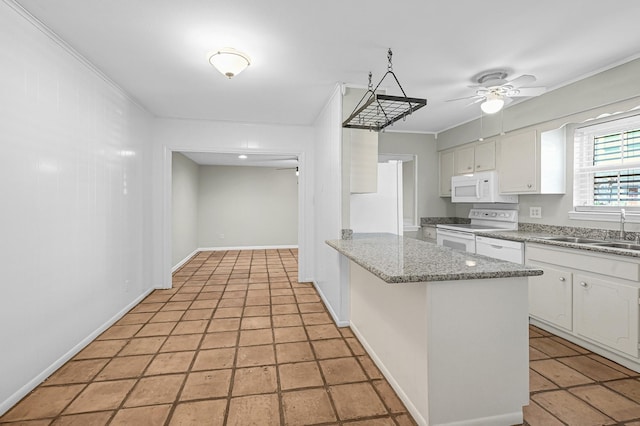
[[379, 132, 454, 219], [197, 165, 298, 248], [0, 2, 154, 414], [313, 85, 349, 325], [152, 118, 315, 287], [438, 59, 640, 230], [171, 152, 199, 266]]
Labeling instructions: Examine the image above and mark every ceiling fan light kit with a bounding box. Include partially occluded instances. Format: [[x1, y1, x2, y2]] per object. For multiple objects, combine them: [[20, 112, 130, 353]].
[[342, 49, 427, 131], [480, 92, 505, 114], [209, 48, 251, 79]]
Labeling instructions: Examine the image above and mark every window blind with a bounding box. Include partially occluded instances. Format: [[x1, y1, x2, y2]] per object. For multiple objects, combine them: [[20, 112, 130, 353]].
[[574, 114, 640, 209]]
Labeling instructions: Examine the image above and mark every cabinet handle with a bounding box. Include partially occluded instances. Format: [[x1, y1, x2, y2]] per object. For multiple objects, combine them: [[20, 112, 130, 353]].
[[580, 281, 588, 288], [527, 184, 532, 188], [559, 277, 566, 282], [476, 165, 481, 168]]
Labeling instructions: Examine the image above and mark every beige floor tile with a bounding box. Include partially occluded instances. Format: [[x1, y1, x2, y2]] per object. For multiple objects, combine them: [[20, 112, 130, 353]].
[[118, 337, 166, 356], [160, 334, 203, 352], [171, 320, 208, 335], [522, 400, 565, 426], [274, 326, 308, 343], [123, 374, 185, 407], [161, 302, 192, 311], [532, 389, 614, 425], [191, 300, 219, 309], [227, 394, 280, 426], [182, 309, 214, 320], [345, 337, 367, 356], [64, 380, 136, 414], [218, 298, 245, 308], [530, 359, 594, 387], [74, 340, 127, 360], [110, 404, 171, 426], [373, 380, 407, 413], [192, 348, 236, 370], [239, 329, 274, 346], [207, 318, 241, 332], [116, 312, 154, 325], [240, 316, 272, 330], [306, 324, 341, 340], [358, 355, 384, 380], [275, 342, 315, 363], [44, 359, 108, 385], [588, 354, 640, 376], [130, 302, 164, 313], [605, 379, 640, 404], [529, 337, 581, 357], [169, 400, 227, 426], [232, 366, 278, 396], [97, 324, 142, 340], [135, 322, 177, 337], [346, 418, 396, 426], [279, 361, 324, 390], [200, 331, 238, 349], [301, 312, 332, 325], [271, 304, 299, 315], [272, 314, 303, 327], [282, 388, 337, 425], [52, 411, 113, 425], [559, 355, 629, 381], [213, 307, 243, 318], [320, 357, 368, 385], [180, 370, 232, 401], [149, 310, 184, 323], [243, 306, 271, 316], [236, 345, 276, 367], [571, 384, 640, 421], [1, 385, 85, 421], [530, 369, 559, 392], [144, 351, 195, 375], [330, 382, 388, 420], [312, 339, 352, 359], [94, 355, 152, 381], [550, 336, 591, 354], [529, 346, 549, 361], [298, 302, 325, 313]]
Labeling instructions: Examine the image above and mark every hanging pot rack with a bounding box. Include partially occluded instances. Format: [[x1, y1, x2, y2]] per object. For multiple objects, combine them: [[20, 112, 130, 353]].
[[342, 49, 427, 132]]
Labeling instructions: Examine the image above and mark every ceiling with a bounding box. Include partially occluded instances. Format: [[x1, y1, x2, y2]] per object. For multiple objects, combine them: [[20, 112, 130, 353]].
[[14, 0, 640, 134]]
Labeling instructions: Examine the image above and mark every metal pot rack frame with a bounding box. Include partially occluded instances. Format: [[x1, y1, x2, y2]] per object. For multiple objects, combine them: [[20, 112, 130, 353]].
[[342, 49, 427, 132]]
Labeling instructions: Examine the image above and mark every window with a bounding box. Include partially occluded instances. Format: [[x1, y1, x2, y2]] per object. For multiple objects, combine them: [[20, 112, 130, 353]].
[[574, 114, 640, 210]]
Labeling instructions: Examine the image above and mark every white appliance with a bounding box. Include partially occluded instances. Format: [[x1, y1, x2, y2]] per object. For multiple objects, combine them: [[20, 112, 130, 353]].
[[451, 170, 519, 204], [436, 208, 519, 255], [350, 161, 403, 235]]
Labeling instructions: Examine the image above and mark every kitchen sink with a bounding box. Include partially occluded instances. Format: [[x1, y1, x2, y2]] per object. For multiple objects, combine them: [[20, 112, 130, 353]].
[[541, 236, 604, 244], [591, 242, 640, 250]]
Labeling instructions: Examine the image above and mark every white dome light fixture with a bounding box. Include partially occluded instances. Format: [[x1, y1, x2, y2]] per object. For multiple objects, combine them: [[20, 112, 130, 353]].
[[480, 92, 505, 114], [209, 48, 251, 79]]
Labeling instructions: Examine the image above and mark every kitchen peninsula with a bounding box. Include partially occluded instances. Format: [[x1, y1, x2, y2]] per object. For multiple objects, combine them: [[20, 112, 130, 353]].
[[327, 234, 543, 426]]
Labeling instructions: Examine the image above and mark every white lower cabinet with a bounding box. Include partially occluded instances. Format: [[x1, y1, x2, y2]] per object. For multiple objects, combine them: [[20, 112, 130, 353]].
[[526, 243, 640, 365], [573, 273, 639, 357], [528, 262, 573, 331]]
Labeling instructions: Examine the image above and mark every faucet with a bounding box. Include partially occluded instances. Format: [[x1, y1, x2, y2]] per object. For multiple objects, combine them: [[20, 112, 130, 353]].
[[620, 208, 626, 240]]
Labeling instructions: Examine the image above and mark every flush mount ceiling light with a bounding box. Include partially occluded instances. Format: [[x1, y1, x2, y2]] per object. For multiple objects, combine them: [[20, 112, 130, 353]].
[[480, 92, 505, 114], [238, 154, 247, 159], [209, 48, 251, 79]]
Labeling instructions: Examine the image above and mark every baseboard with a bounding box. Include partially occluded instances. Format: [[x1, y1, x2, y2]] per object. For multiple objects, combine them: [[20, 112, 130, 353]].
[[198, 245, 298, 252], [350, 322, 427, 426], [172, 249, 200, 272], [313, 281, 349, 327], [0, 288, 154, 417]]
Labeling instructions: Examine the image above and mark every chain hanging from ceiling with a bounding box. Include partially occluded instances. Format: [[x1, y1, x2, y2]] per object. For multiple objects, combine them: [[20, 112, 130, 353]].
[[342, 49, 427, 132]]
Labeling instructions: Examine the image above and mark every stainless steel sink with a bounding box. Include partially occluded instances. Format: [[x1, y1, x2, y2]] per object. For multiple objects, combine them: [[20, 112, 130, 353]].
[[591, 242, 640, 250], [541, 236, 604, 244]]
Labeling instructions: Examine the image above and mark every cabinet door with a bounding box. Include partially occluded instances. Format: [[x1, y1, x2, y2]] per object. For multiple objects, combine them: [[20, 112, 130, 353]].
[[574, 274, 639, 357], [528, 263, 572, 331], [474, 139, 495, 172], [350, 129, 378, 193], [439, 150, 455, 197], [454, 146, 475, 175], [498, 130, 537, 193]]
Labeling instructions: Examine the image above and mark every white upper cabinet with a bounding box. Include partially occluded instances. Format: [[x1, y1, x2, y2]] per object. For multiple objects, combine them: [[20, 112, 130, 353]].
[[497, 128, 565, 194], [453, 139, 496, 175], [454, 145, 475, 175], [439, 150, 455, 197], [350, 129, 378, 193]]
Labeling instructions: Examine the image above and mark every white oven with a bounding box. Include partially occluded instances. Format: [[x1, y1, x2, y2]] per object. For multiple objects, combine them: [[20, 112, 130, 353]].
[[436, 208, 519, 255], [436, 228, 476, 252]]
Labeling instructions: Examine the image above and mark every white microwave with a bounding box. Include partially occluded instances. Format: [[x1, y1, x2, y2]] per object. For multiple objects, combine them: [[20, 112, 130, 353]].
[[451, 171, 518, 203]]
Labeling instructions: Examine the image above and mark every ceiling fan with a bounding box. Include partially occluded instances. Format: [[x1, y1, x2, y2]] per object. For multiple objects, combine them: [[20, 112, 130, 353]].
[[447, 70, 547, 114]]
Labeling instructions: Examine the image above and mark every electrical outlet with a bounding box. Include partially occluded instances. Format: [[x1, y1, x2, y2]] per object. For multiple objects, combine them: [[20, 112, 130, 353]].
[[530, 207, 542, 219]]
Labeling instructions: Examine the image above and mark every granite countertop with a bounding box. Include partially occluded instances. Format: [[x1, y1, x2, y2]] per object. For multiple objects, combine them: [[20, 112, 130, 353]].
[[326, 233, 542, 284], [475, 229, 640, 258]]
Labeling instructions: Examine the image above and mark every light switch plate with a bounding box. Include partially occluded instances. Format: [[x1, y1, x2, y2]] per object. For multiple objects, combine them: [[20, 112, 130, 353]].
[[530, 207, 542, 218]]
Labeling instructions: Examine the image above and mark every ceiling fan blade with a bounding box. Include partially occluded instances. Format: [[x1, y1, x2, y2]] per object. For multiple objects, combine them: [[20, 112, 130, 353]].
[[464, 97, 486, 107], [507, 74, 536, 88], [512, 87, 547, 97], [447, 95, 482, 102]]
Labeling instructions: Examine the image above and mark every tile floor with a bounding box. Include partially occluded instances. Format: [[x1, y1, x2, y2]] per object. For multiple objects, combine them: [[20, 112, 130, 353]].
[[0, 249, 415, 425], [4, 249, 640, 425]]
